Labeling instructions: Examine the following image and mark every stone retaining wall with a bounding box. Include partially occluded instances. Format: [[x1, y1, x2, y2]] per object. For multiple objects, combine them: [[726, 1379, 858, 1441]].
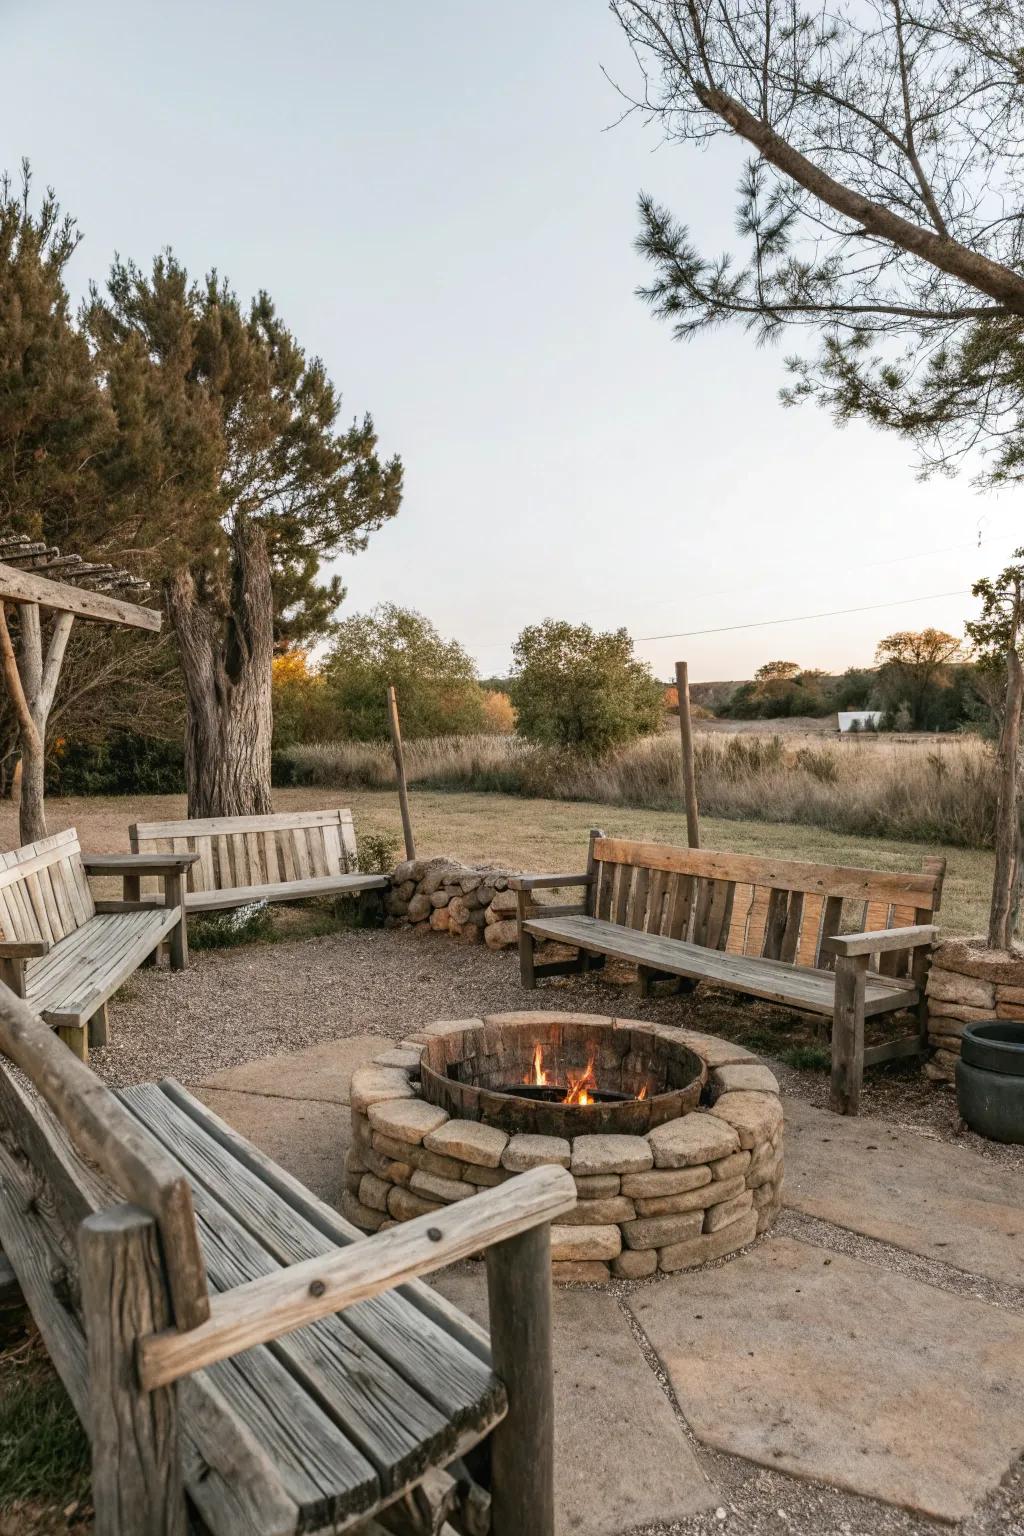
[[344, 1014, 784, 1283], [384, 857, 521, 950], [926, 937, 1024, 1083]]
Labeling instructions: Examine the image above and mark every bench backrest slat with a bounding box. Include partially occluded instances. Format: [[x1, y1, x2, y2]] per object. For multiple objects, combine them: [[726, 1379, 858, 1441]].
[[0, 981, 209, 1329], [589, 837, 945, 978], [130, 809, 359, 896], [0, 828, 95, 943]]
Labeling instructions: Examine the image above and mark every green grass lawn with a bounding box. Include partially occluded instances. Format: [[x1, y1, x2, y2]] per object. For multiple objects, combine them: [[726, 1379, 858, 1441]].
[[338, 787, 992, 938], [0, 785, 993, 936]]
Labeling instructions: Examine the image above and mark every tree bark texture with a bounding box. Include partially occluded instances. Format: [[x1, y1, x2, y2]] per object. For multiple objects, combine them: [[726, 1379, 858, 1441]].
[[989, 647, 1024, 950], [167, 519, 274, 819]]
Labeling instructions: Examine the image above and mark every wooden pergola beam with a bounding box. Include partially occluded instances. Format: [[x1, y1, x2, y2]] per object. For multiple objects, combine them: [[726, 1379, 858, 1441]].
[[0, 562, 161, 633]]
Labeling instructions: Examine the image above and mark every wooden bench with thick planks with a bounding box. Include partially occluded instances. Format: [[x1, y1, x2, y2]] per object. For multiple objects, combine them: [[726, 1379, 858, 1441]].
[[0, 981, 575, 1536], [130, 807, 390, 914], [0, 827, 196, 1060], [512, 832, 945, 1115]]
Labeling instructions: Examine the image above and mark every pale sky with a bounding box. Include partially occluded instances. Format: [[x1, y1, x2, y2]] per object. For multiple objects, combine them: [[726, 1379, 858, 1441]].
[[6, 0, 1018, 682]]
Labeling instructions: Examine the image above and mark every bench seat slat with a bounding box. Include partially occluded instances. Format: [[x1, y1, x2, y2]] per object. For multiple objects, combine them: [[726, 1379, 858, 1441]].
[[122, 1085, 504, 1427], [119, 1084, 505, 1521], [524, 914, 918, 1017], [26, 910, 178, 1027], [184, 872, 389, 912]]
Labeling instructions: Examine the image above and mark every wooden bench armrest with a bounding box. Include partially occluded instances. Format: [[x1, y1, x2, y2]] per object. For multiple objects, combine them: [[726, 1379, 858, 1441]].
[[0, 940, 51, 958], [824, 923, 938, 959], [83, 853, 199, 874], [508, 873, 592, 891], [138, 1164, 577, 1390]]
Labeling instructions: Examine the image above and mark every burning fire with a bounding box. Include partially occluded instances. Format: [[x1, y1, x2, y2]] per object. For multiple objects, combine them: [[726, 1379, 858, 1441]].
[[524, 1043, 649, 1105]]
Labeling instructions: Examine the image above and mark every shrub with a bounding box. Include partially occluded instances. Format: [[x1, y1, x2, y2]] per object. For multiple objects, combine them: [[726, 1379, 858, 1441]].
[[321, 604, 486, 739], [46, 731, 184, 795], [510, 620, 664, 755], [481, 688, 516, 733], [357, 829, 402, 873], [272, 649, 333, 748], [188, 902, 276, 950]]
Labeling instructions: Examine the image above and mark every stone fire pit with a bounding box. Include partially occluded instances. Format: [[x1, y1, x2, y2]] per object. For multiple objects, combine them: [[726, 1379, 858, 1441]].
[[345, 1012, 784, 1282]]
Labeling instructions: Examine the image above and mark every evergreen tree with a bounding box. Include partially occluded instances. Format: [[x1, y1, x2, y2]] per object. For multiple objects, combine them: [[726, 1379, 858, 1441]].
[[86, 256, 403, 815]]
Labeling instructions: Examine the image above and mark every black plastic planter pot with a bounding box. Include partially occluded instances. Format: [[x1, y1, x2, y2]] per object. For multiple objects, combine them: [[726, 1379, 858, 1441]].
[[956, 1022, 1024, 1143]]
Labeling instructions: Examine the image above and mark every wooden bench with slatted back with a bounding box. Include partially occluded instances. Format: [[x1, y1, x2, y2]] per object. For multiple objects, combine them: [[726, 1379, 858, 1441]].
[[511, 831, 946, 1115], [0, 827, 193, 1058], [0, 981, 575, 1535], [129, 808, 389, 913]]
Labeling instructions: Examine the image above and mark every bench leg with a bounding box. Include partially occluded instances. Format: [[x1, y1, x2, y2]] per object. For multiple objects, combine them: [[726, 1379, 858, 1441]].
[[518, 931, 536, 989], [79, 1207, 187, 1536], [486, 1224, 556, 1536], [829, 955, 868, 1115], [57, 1024, 89, 1063], [165, 873, 189, 971], [89, 1003, 110, 1050]]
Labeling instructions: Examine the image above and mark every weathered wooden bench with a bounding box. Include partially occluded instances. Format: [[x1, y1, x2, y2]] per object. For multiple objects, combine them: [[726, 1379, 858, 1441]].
[[0, 981, 575, 1535], [512, 832, 945, 1115], [0, 827, 196, 1060], [130, 808, 389, 914]]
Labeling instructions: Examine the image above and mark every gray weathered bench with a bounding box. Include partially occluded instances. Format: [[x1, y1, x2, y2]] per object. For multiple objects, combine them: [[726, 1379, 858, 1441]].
[[0, 981, 574, 1535], [130, 807, 389, 913], [0, 827, 195, 1059], [513, 832, 945, 1115]]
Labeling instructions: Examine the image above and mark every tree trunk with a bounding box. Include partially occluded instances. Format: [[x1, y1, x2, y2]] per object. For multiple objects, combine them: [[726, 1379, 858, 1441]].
[[167, 519, 274, 819], [988, 647, 1024, 950]]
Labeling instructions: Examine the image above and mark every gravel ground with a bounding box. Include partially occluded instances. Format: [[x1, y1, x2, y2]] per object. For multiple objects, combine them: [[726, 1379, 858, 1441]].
[[97, 916, 1024, 1174]]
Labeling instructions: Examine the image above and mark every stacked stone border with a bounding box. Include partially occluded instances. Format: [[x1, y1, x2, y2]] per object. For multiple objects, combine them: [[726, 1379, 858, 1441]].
[[345, 1012, 784, 1284], [384, 857, 522, 950], [926, 938, 1024, 1084]]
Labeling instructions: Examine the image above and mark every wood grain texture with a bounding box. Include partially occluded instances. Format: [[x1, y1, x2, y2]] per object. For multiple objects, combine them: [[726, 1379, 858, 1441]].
[[0, 985, 208, 1329], [0, 561, 161, 630], [78, 1207, 186, 1535], [486, 1226, 556, 1536], [138, 1165, 576, 1391]]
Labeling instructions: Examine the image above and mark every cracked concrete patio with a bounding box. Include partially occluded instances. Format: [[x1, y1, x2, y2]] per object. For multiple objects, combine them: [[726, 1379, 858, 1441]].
[[181, 1029, 1024, 1536]]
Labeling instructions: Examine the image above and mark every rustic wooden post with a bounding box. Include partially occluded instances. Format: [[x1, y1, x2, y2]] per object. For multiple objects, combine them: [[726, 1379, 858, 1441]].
[[386, 684, 416, 861], [78, 1205, 187, 1536], [829, 954, 869, 1115], [485, 1224, 557, 1536], [675, 661, 700, 849]]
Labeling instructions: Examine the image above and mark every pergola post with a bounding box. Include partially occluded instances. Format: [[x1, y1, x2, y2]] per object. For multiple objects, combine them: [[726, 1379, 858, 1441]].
[[0, 538, 161, 845]]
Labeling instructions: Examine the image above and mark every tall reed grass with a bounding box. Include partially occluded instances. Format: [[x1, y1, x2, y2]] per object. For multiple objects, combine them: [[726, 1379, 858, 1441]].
[[276, 731, 997, 849]]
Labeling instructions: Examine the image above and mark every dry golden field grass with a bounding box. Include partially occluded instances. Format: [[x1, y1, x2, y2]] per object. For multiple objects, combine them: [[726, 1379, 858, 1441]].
[[0, 785, 994, 937]]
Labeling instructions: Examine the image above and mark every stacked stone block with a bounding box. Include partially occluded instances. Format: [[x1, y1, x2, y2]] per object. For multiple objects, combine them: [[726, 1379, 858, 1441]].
[[384, 857, 521, 950], [925, 937, 1024, 1083], [344, 1015, 784, 1283]]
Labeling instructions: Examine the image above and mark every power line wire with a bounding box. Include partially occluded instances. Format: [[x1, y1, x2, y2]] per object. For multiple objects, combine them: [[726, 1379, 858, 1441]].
[[635, 589, 971, 642]]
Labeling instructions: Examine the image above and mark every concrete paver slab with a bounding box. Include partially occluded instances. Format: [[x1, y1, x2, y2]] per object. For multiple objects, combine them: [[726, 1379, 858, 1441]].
[[194, 1033, 381, 1104], [629, 1235, 1024, 1522], [195, 1087, 348, 1205], [435, 1267, 717, 1535], [782, 1095, 1024, 1286]]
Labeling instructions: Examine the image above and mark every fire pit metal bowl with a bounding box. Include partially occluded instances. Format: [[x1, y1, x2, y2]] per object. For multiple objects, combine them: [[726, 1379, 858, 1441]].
[[418, 1015, 704, 1138], [345, 1011, 785, 1284]]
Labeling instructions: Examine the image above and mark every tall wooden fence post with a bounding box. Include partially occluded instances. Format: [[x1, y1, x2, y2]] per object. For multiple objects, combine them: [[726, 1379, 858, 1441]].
[[485, 1225, 557, 1536], [386, 683, 416, 861], [79, 1206, 187, 1536], [675, 660, 701, 849]]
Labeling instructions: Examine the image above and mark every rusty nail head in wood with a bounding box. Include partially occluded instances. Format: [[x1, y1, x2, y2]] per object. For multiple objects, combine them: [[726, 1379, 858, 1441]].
[[308, 1279, 326, 1298], [427, 1227, 443, 1242]]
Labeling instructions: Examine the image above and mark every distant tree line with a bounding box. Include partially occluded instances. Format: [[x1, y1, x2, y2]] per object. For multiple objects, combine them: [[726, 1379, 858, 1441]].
[[718, 630, 987, 732]]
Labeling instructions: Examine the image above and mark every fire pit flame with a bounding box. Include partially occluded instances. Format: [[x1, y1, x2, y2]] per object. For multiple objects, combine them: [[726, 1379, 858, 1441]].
[[523, 1043, 645, 1106]]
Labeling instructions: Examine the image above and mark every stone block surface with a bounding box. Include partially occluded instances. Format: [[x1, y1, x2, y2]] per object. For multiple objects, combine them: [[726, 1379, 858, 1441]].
[[648, 1114, 740, 1168], [571, 1134, 654, 1176]]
